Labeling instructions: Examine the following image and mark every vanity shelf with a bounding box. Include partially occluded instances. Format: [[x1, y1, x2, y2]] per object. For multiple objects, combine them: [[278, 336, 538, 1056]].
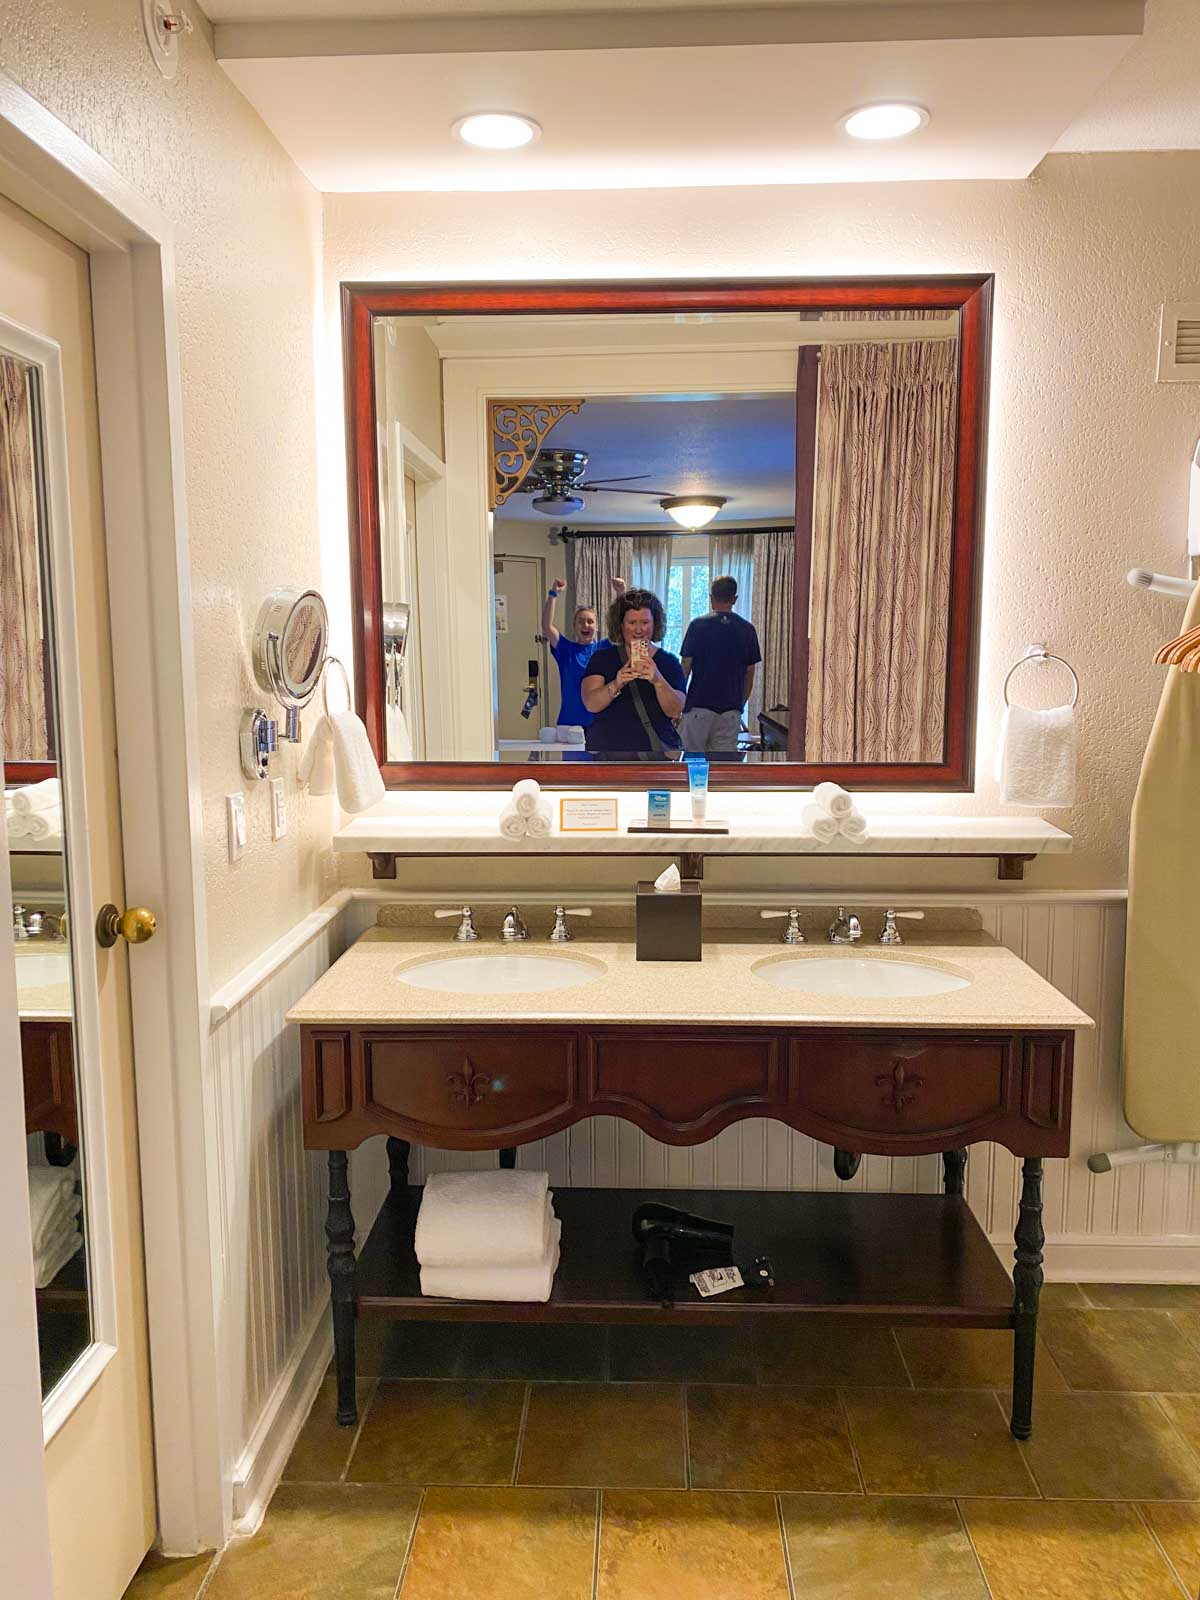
[[356, 1184, 1016, 1328]]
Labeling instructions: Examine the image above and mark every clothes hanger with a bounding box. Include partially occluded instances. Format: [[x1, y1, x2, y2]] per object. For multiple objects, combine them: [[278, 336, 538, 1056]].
[[1154, 625, 1200, 673]]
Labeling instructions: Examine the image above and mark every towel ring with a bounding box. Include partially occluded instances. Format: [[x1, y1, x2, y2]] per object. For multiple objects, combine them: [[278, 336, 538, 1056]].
[[321, 655, 352, 716], [1003, 649, 1080, 709]]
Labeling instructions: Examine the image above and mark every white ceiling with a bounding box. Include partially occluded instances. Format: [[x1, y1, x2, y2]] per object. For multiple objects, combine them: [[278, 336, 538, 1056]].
[[1054, 0, 1200, 151], [219, 29, 1136, 192], [494, 393, 797, 526]]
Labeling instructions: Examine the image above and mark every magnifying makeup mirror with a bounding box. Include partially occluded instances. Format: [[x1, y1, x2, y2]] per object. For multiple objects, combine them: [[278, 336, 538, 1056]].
[[242, 586, 329, 779]]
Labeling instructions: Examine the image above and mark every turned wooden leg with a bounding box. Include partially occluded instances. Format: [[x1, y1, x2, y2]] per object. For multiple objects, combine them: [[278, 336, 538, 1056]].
[[942, 1148, 968, 1196], [498, 1147, 517, 1169], [325, 1150, 358, 1427], [1010, 1156, 1044, 1440], [833, 1148, 861, 1181], [386, 1136, 411, 1195]]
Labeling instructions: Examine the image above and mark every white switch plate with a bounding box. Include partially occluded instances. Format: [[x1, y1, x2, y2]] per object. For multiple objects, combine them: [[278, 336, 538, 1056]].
[[269, 778, 287, 840], [226, 792, 246, 863]]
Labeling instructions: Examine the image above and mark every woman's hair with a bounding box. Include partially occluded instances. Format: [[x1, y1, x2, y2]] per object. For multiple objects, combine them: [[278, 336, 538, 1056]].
[[606, 587, 667, 644], [573, 605, 596, 622]]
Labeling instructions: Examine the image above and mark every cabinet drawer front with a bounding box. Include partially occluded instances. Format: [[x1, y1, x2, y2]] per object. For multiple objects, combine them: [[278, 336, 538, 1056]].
[[362, 1031, 578, 1137], [790, 1034, 1010, 1138], [588, 1033, 781, 1135]]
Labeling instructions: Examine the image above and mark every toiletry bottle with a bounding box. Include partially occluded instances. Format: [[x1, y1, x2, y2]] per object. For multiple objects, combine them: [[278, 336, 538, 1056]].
[[686, 755, 709, 822]]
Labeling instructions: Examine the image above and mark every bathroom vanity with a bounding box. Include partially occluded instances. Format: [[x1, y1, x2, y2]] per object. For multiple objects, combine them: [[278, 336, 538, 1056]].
[[290, 924, 1091, 1440]]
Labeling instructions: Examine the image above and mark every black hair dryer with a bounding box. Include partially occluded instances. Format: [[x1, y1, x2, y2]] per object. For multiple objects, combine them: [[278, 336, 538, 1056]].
[[632, 1202, 734, 1303]]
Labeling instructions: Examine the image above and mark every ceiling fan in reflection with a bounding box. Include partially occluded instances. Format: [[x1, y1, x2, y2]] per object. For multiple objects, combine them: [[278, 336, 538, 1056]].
[[517, 448, 675, 516]]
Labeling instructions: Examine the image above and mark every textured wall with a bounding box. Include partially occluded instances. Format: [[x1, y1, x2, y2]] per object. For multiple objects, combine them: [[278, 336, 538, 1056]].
[[325, 151, 1200, 891], [0, 1, 336, 989]]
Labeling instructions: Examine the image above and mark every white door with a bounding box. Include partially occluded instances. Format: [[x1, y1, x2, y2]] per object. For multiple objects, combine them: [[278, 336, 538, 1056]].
[[1, 190, 156, 1598], [493, 553, 549, 742]]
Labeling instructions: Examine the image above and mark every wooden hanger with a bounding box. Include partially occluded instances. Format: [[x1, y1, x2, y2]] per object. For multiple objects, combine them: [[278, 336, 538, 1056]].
[[1154, 625, 1200, 672]]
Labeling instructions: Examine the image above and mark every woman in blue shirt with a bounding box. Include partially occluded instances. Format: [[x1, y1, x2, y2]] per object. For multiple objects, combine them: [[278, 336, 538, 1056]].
[[542, 578, 601, 729], [581, 588, 687, 756]]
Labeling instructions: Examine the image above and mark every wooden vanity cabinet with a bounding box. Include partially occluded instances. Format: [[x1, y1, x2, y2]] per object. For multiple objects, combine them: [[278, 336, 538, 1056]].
[[21, 1019, 78, 1145]]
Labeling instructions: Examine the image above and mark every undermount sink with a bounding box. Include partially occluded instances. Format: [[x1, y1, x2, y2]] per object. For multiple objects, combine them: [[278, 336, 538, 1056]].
[[396, 949, 607, 995], [15, 946, 71, 992], [753, 953, 971, 999]]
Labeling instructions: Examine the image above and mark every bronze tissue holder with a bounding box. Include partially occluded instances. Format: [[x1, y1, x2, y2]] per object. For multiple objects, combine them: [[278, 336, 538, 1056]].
[[635, 879, 702, 961]]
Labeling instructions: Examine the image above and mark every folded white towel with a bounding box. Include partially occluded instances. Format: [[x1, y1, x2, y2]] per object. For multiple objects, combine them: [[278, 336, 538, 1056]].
[[28, 1165, 78, 1252], [12, 778, 60, 816], [801, 802, 839, 842], [995, 703, 1077, 808], [838, 811, 869, 843], [414, 1169, 551, 1268], [299, 715, 336, 795], [34, 1222, 83, 1290], [330, 709, 386, 814], [10, 803, 63, 841], [499, 800, 528, 840], [420, 1217, 561, 1303], [813, 782, 853, 819], [386, 702, 413, 762], [525, 800, 553, 838], [555, 726, 585, 744], [512, 778, 542, 817]]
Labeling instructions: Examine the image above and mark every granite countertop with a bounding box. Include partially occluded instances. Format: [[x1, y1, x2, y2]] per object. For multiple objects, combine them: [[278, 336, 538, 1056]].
[[287, 926, 1093, 1032], [15, 944, 72, 1022]]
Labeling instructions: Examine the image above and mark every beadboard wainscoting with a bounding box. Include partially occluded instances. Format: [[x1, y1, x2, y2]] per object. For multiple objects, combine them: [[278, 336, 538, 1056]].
[[206, 886, 1194, 1529]]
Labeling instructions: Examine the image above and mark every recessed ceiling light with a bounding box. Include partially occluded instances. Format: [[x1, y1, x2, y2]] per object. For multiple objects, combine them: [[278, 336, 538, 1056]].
[[841, 103, 929, 141], [661, 496, 727, 531], [453, 112, 540, 151]]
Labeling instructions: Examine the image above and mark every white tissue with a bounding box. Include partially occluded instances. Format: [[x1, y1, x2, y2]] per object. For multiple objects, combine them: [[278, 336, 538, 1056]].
[[801, 803, 839, 842], [653, 862, 681, 893], [512, 777, 542, 816], [813, 782, 853, 818]]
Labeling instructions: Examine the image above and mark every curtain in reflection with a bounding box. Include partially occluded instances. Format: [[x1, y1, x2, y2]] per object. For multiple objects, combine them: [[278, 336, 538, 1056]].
[[806, 334, 956, 763], [711, 531, 755, 623], [571, 534, 634, 629], [631, 536, 668, 607], [749, 530, 794, 738], [0, 357, 48, 761]]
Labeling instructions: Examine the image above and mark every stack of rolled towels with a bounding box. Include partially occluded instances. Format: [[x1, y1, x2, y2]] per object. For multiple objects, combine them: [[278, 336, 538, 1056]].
[[28, 1162, 83, 1288], [499, 777, 554, 840], [802, 781, 869, 843], [6, 779, 63, 846], [414, 1169, 561, 1303]]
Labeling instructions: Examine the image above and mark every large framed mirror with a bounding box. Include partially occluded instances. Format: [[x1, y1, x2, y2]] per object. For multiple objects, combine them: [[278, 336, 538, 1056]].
[[343, 276, 992, 789]]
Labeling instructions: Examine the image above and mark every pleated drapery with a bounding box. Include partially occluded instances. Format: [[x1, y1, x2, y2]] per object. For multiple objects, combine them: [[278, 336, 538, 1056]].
[[748, 530, 794, 738], [806, 331, 957, 763], [570, 534, 635, 627], [631, 536, 669, 608], [0, 356, 48, 762]]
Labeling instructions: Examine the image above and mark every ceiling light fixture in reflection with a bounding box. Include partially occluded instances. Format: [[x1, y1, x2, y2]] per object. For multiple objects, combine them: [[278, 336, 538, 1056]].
[[661, 496, 727, 530]]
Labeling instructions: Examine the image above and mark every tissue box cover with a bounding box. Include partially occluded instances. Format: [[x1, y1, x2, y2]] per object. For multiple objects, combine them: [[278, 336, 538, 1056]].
[[636, 879, 702, 962]]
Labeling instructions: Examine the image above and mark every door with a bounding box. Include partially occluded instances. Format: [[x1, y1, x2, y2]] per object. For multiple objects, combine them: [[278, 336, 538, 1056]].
[[1, 191, 156, 1596], [493, 553, 550, 743]]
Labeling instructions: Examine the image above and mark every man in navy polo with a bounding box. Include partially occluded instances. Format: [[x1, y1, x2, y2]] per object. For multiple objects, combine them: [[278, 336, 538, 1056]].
[[679, 575, 761, 753]]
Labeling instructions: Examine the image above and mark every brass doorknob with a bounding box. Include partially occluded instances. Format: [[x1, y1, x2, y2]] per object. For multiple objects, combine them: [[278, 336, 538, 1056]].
[[96, 904, 158, 948]]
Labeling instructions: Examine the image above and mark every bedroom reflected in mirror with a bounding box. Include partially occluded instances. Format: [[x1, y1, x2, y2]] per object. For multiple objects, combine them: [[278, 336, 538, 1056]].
[[347, 278, 990, 787], [1, 346, 92, 1398]]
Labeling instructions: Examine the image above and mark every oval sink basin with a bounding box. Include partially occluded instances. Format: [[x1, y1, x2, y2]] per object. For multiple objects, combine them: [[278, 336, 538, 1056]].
[[754, 954, 970, 999], [396, 950, 606, 995], [15, 948, 71, 992]]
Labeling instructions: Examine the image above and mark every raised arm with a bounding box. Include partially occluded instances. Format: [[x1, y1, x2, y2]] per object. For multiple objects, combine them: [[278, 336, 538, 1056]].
[[541, 578, 566, 649]]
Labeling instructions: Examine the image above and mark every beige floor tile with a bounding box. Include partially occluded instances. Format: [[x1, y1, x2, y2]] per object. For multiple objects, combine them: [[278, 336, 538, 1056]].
[[1140, 1501, 1200, 1593], [1159, 1392, 1200, 1461], [757, 1322, 910, 1386], [518, 1382, 685, 1489], [1080, 1283, 1200, 1312], [1020, 1393, 1200, 1499], [122, 1551, 214, 1600], [843, 1390, 1037, 1497], [205, 1484, 420, 1600], [961, 1498, 1182, 1600], [1038, 1283, 1090, 1310], [781, 1494, 988, 1600], [347, 1380, 525, 1486], [400, 1487, 596, 1600], [283, 1378, 376, 1483], [687, 1384, 859, 1492], [608, 1323, 758, 1385], [598, 1489, 790, 1600], [1040, 1309, 1200, 1391], [894, 1328, 1067, 1392]]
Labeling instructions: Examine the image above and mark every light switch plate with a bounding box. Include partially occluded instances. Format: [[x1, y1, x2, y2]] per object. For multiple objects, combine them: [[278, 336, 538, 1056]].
[[269, 778, 287, 840], [227, 792, 246, 862]]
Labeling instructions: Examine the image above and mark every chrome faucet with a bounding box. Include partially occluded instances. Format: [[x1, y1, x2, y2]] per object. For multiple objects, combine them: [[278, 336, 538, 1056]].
[[434, 906, 479, 942], [26, 911, 45, 937], [760, 907, 805, 945], [500, 905, 529, 941], [879, 909, 925, 945], [828, 906, 862, 945], [12, 904, 29, 940], [548, 906, 592, 942]]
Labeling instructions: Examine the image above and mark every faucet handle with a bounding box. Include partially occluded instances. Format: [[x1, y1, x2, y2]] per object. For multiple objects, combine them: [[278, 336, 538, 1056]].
[[549, 906, 592, 942], [760, 907, 805, 945], [435, 906, 479, 942], [879, 909, 925, 946], [12, 903, 27, 939]]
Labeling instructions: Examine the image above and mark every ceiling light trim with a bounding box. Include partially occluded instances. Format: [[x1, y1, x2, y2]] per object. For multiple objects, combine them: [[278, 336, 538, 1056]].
[[453, 111, 541, 150], [841, 101, 930, 140]]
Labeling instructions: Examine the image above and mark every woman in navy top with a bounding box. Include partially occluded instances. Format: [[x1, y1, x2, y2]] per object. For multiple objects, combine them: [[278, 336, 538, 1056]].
[[581, 588, 687, 756]]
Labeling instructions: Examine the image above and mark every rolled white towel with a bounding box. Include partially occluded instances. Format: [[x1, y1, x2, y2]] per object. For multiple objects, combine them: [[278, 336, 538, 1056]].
[[299, 715, 336, 796], [813, 782, 853, 819], [330, 710, 386, 814], [499, 800, 528, 840], [28, 1165, 78, 1253], [34, 1222, 83, 1290], [512, 777, 542, 817], [414, 1169, 550, 1268], [16, 804, 63, 842], [420, 1217, 561, 1303], [12, 778, 60, 815], [525, 800, 553, 838], [801, 802, 839, 842], [838, 812, 870, 842]]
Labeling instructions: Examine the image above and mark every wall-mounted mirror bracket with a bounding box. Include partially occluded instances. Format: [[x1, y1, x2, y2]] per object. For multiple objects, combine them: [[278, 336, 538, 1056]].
[[240, 708, 277, 781]]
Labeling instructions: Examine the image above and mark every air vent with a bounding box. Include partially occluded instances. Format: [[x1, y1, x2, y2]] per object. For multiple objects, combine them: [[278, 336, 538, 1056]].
[[1158, 303, 1200, 382]]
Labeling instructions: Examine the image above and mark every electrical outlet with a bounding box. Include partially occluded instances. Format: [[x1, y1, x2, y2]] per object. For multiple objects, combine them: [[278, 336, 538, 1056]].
[[270, 778, 287, 840], [226, 792, 246, 862]]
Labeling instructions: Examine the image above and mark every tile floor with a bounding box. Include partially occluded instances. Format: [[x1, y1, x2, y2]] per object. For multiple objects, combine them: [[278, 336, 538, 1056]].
[[124, 1285, 1200, 1599]]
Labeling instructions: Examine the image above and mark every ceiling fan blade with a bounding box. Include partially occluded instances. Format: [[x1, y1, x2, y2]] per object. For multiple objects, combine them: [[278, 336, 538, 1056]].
[[581, 484, 675, 497], [578, 474, 653, 486]]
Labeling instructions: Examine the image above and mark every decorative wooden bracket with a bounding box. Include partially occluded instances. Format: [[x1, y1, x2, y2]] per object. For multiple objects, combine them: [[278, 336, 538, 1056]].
[[368, 853, 397, 880], [998, 855, 1036, 881], [489, 399, 583, 507]]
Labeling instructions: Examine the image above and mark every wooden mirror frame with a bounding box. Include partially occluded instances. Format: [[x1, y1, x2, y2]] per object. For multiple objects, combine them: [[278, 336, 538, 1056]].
[[343, 275, 992, 790]]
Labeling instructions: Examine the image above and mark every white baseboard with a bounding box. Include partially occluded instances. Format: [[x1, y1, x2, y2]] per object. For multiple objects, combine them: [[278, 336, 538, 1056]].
[[230, 1295, 332, 1533], [990, 1232, 1200, 1284]]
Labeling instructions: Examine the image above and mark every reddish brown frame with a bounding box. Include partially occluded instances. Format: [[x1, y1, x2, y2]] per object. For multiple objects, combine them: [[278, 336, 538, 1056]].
[[342, 275, 993, 790]]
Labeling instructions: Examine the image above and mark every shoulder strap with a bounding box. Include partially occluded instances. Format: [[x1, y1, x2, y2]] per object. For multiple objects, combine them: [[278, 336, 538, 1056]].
[[618, 646, 667, 757]]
